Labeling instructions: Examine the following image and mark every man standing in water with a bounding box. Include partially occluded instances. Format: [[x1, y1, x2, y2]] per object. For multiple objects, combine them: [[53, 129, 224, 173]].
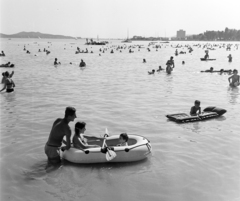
[[45, 107, 77, 163], [166, 56, 175, 68]]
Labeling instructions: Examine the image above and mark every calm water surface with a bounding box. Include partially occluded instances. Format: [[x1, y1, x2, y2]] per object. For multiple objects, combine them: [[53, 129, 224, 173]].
[[0, 39, 240, 201]]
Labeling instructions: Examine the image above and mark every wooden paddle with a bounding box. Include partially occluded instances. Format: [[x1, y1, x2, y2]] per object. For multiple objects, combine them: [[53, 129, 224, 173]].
[[102, 128, 116, 161]]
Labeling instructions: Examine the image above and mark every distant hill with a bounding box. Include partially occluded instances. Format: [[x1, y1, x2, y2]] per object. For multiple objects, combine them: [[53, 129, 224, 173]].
[[0, 31, 81, 39]]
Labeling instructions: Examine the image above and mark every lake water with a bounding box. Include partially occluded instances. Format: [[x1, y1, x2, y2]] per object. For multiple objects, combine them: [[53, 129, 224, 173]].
[[0, 38, 240, 201]]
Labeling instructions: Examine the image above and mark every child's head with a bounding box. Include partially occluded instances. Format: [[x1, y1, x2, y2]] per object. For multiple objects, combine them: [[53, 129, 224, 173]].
[[75, 122, 86, 135], [119, 133, 128, 143], [194, 100, 200, 107], [233, 69, 238, 74]]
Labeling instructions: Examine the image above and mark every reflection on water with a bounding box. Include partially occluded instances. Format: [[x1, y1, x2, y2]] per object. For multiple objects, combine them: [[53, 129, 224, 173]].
[[227, 86, 239, 104], [164, 74, 173, 95]]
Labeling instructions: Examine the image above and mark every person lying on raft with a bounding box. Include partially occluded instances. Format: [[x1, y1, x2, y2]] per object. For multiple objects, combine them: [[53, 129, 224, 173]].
[[73, 122, 101, 149], [190, 100, 201, 116], [201, 67, 214, 73], [117, 133, 129, 146], [228, 69, 240, 87]]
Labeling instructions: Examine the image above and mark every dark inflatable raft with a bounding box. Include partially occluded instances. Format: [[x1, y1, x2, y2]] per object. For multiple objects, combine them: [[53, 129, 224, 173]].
[[200, 58, 216, 61], [166, 106, 227, 123]]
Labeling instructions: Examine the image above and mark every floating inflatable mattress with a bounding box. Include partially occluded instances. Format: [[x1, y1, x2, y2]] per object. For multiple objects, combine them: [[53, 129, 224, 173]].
[[200, 58, 216, 61], [166, 106, 226, 123]]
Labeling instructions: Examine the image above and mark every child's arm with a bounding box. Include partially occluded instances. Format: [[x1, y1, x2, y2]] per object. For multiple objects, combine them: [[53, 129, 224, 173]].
[[228, 76, 233, 83]]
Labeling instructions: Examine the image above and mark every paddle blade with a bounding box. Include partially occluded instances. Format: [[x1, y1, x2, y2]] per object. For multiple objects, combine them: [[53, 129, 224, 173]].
[[105, 127, 109, 136], [106, 150, 116, 161]]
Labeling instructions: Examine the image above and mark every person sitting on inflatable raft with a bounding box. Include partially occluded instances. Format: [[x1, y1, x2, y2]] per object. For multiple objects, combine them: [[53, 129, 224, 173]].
[[73, 122, 101, 149]]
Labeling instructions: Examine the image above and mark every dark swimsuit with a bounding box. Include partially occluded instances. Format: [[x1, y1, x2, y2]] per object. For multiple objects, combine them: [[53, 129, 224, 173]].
[[6, 79, 14, 93], [6, 88, 14, 93]]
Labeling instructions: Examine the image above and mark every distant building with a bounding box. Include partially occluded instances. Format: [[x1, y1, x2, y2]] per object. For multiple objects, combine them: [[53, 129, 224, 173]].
[[177, 30, 186, 39]]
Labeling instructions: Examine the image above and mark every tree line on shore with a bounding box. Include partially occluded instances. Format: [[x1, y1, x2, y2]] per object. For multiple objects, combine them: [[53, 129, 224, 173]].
[[191, 27, 240, 41]]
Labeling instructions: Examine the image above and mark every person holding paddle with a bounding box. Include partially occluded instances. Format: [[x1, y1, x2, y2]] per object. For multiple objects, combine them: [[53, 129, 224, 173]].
[[73, 122, 101, 149]]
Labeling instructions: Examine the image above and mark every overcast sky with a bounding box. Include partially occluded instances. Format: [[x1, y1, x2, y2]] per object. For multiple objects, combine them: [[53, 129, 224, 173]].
[[1, 0, 240, 38]]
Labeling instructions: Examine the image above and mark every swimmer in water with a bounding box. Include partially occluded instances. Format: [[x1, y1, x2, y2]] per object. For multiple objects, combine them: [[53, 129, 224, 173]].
[[148, 69, 155, 74], [45, 107, 77, 163], [1, 71, 14, 84], [157, 66, 163, 72], [79, 59, 86, 67], [0, 71, 15, 93], [228, 69, 240, 87], [166, 56, 175, 68], [202, 67, 214, 73], [0, 51, 5, 56], [54, 58, 61, 65], [166, 62, 173, 74], [227, 54, 232, 62]]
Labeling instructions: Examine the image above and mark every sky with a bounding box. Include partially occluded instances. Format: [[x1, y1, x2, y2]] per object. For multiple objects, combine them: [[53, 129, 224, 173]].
[[1, 0, 240, 39]]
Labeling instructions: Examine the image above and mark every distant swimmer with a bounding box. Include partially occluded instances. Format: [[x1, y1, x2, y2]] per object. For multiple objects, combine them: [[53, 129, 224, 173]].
[[26, 50, 30, 54], [79, 59, 86, 67], [143, 59, 146, 63], [0, 71, 15, 93], [182, 61, 185, 64], [0, 51, 5, 56], [201, 67, 214, 73], [228, 69, 240, 87], [54, 58, 61, 65], [148, 69, 155, 75], [166, 63, 172, 74], [227, 54, 232, 62], [157, 66, 163, 72], [175, 49, 178, 56]]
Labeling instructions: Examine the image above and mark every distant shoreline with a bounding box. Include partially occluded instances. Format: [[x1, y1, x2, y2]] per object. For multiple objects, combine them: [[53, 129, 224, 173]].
[[0, 31, 81, 39]]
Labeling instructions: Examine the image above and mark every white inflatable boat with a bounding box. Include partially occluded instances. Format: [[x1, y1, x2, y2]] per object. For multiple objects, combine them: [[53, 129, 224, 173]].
[[62, 134, 152, 163]]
